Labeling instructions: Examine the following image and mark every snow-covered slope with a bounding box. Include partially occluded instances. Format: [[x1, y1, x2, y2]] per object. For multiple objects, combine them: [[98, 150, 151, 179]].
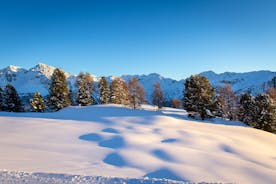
[[0, 105, 275, 183], [0, 64, 275, 101], [119, 73, 184, 102], [200, 70, 276, 95], [0, 63, 76, 96]]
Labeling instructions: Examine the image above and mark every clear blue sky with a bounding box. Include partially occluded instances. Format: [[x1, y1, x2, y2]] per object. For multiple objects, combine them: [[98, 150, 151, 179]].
[[0, 0, 275, 79]]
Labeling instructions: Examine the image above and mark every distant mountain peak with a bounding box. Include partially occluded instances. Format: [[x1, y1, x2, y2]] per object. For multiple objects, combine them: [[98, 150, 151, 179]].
[[29, 63, 56, 78], [30, 63, 54, 71], [2, 65, 22, 73], [148, 73, 163, 79], [199, 70, 216, 76]]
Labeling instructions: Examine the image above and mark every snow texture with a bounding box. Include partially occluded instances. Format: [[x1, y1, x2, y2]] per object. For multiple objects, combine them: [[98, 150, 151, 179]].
[[0, 171, 185, 184], [0, 105, 275, 184]]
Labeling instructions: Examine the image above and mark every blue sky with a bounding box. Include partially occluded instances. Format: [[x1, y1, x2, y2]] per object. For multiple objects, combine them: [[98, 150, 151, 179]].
[[0, 0, 275, 79]]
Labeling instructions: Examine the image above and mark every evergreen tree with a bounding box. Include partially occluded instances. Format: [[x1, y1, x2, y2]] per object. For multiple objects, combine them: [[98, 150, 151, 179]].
[[239, 93, 276, 132], [239, 93, 257, 127], [213, 95, 224, 117], [270, 100, 276, 132], [128, 77, 146, 109], [110, 77, 129, 105], [48, 68, 71, 111], [98, 76, 110, 104], [152, 82, 164, 109], [216, 84, 238, 120], [76, 72, 94, 106], [254, 94, 276, 132], [266, 87, 276, 132], [184, 75, 215, 120], [2, 84, 22, 112], [30, 92, 46, 112]]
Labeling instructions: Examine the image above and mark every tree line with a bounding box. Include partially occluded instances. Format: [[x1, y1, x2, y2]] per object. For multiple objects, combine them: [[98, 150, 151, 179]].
[[0, 68, 275, 133], [184, 75, 276, 133], [0, 68, 165, 112]]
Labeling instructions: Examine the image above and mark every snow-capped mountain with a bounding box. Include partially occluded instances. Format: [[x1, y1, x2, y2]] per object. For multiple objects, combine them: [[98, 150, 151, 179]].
[[119, 73, 184, 102], [199, 70, 276, 95], [0, 63, 76, 96], [0, 64, 275, 102]]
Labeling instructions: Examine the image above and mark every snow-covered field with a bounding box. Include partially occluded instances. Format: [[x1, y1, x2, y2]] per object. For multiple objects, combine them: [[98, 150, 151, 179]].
[[0, 105, 275, 183]]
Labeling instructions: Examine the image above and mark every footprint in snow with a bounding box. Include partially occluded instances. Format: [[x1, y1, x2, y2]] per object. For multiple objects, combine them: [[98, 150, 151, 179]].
[[102, 128, 120, 134], [161, 138, 178, 143], [98, 136, 125, 149], [152, 149, 174, 162], [79, 133, 103, 142], [103, 152, 127, 167]]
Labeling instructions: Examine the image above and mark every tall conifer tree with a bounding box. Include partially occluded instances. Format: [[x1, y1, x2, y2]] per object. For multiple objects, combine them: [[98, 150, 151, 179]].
[[48, 68, 71, 111], [254, 94, 275, 132], [76, 72, 94, 106], [184, 75, 215, 119], [239, 93, 256, 126], [30, 92, 46, 112], [99, 77, 110, 104], [2, 84, 22, 112]]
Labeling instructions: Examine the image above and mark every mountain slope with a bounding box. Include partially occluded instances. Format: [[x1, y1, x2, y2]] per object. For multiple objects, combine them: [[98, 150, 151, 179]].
[[0, 63, 75, 96], [200, 70, 276, 95], [0, 64, 275, 102]]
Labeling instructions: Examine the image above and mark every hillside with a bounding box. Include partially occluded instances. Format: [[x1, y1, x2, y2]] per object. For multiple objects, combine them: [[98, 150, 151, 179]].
[[0, 64, 275, 102], [0, 105, 275, 183]]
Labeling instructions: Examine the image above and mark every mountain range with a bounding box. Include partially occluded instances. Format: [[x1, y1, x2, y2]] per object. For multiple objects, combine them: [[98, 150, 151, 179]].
[[0, 63, 275, 102]]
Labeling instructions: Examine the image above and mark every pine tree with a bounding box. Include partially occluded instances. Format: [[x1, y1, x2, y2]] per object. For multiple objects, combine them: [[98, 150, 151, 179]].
[[216, 84, 238, 120], [184, 75, 215, 120], [239, 93, 257, 127], [254, 94, 276, 132], [48, 68, 71, 111], [98, 77, 110, 104], [2, 84, 22, 112], [30, 92, 46, 112], [152, 82, 164, 109], [76, 72, 94, 106], [110, 77, 129, 105], [270, 101, 276, 132], [213, 95, 224, 117], [0, 87, 3, 111], [239, 93, 276, 132], [128, 77, 146, 109]]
